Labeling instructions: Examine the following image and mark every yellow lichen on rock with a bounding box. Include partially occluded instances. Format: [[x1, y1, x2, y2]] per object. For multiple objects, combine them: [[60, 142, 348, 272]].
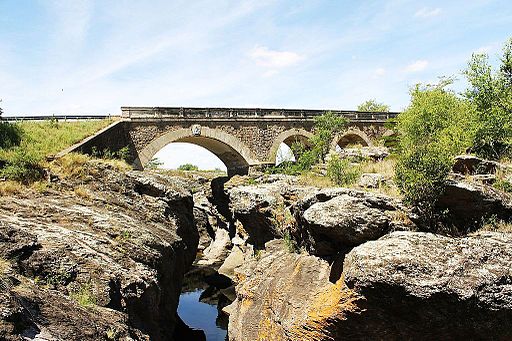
[[289, 277, 362, 341]]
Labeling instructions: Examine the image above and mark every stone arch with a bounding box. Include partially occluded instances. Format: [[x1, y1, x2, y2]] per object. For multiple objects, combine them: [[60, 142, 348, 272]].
[[331, 129, 372, 150], [268, 129, 313, 162], [134, 127, 258, 175]]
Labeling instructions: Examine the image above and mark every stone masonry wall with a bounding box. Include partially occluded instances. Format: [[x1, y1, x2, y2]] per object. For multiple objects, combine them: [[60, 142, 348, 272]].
[[127, 120, 387, 165]]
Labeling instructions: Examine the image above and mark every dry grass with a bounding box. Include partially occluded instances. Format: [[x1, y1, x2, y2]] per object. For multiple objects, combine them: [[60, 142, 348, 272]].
[[297, 172, 334, 188], [30, 181, 50, 194], [479, 220, 512, 233], [364, 183, 402, 198], [389, 209, 413, 226], [0, 258, 11, 274], [51, 153, 130, 180], [97, 158, 132, 172], [74, 186, 91, 199], [0, 181, 23, 196], [51, 153, 91, 179], [360, 157, 396, 178]]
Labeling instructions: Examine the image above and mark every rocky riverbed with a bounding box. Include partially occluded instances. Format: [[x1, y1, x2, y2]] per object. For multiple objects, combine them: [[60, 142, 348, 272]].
[[1, 159, 511, 340]]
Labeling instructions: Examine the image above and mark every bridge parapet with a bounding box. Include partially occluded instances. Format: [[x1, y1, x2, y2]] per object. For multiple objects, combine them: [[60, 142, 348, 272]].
[[121, 107, 398, 122]]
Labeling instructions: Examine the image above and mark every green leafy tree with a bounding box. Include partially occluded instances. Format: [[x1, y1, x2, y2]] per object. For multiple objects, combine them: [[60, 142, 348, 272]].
[[395, 80, 476, 220], [308, 111, 348, 162], [463, 38, 512, 159], [357, 99, 390, 112], [177, 163, 199, 171], [266, 111, 348, 175]]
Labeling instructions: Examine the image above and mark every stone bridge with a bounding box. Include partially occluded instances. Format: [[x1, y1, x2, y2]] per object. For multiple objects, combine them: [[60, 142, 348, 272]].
[[64, 107, 398, 175]]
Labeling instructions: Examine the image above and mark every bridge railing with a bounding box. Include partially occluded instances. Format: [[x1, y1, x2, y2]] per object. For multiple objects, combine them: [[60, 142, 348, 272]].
[[0, 115, 115, 122], [121, 107, 399, 121]]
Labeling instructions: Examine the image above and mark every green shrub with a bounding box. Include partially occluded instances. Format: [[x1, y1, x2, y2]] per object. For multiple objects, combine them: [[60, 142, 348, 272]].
[[494, 178, 512, 193], [395, 146, 452, 212], [146, 157, 163, 169], [326, 153, 361, 186], [0, 122, 22, 149], [0, 149, 44, 183], [177, 163, 199, 171], [310, 111, 348, 162], [395, 80, 476, 217], [91, 145, 130, 161], [70, 282, 97, 308], [464, 38, 512, 160]]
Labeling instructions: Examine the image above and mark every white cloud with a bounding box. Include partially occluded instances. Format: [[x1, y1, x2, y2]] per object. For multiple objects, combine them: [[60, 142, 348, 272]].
[[414, 7, 441, 18], [262, 70, 278, 78], [375, 68, 386, 76], [475, 42, 500, 54], [405, 60, 429, 72], [249, 46, 303, 68]]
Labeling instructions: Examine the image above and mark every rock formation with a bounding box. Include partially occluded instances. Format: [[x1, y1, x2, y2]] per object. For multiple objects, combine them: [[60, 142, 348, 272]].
[[0, 161, 198, 340]]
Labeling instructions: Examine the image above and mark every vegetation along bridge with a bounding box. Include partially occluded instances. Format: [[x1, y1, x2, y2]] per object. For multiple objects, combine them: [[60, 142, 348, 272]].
[[61, 107, 398, 176]]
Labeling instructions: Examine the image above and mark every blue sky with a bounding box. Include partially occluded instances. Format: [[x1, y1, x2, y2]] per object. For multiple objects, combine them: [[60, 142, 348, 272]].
[[1, 1, 510, 169], [1, 0, 511, 116]]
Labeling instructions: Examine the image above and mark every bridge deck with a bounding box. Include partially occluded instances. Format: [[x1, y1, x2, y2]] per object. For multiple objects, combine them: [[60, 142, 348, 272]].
[[121, 107, 398, 122]]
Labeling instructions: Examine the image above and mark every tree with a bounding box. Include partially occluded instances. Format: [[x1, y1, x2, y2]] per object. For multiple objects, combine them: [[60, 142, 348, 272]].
[[267, 111, 348, 175], [146, 157, 163, 169], [463, 38, 512, 159], [177, 163, 199, 171], [309, 111, 348, 162], [395, 80, 476, 221], [357, 99, 390, 112]]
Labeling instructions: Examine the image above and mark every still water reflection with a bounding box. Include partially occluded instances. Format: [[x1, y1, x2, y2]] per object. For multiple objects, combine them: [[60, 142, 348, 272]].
[[178, 289, 228, 341]]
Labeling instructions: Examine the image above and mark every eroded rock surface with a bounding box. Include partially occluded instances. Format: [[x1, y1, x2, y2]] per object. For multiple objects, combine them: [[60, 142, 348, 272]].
[[227, 240, 351, 341], [225, 176, 313, 247], [0, 162, 198, 341], [437, 180, 512, 228], [342, 231, 512, 339], [228, 232, 512, 341], [293, 188, 413, 257]]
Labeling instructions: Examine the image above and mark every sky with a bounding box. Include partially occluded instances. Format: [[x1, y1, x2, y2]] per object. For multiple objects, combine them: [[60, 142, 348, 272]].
[[1, 0, 511, 169]]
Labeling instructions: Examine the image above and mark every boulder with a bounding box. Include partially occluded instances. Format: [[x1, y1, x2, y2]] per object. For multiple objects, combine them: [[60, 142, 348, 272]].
[[339, 146, 389, 161], [358, 173, 385, 188], [227, 184, 281, 247], [452, 155, 501, 175], [436, 180, 512, 228], [294, 188, 414, 257], [197, 228, 232, 266], [229, 232, 512, 341], [228, 240, 339, 341], [193, 206, 214, 252], [226, 181, 313, 248], [218, 246, 246, 281], [342, 231, 512, 339]]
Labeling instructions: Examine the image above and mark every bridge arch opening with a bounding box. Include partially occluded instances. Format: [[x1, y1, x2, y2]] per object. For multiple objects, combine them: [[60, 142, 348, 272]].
[[270, 129, 313, 165], [153, 142, 227, 172], [135, 127, 257, 176], [333, 129, 372, 151]]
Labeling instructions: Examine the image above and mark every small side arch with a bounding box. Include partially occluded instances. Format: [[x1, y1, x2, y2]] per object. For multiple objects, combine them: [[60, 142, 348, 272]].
[[268, 129, 313, 162], [331, 129, 372, 150], [134, 127, 258, 175]]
